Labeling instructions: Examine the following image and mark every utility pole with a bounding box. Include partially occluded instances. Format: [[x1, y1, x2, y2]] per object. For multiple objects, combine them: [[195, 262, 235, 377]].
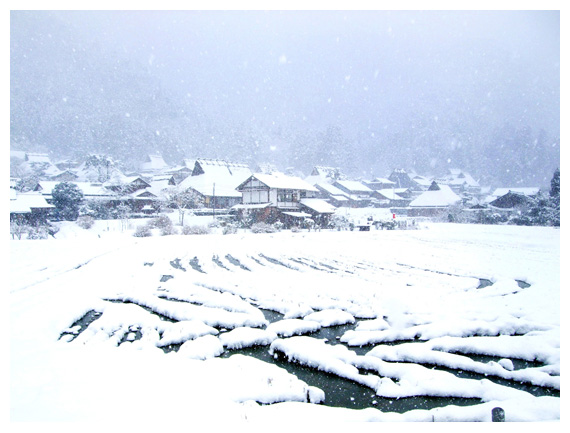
[[212, 183, 216, 219]]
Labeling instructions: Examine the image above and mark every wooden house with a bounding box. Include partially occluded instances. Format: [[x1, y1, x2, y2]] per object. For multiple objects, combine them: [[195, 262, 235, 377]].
[[363, 177, 396, 191], [405, 182, 462, 217], [485, 187, 540, 205], [388, 169, 415, 189], [234, 173, 323, 227], [489, 191, 536, 209], [436, 169, 481, 194], [178, 159, 252, 209], [314, 183, 351, 207], [299, 198, 337, 228], [10, 190, 54, 225], [105, 176, 152, 194], [370, 189, 411, 208], [164, 159, 194, 183], [48, 170, 79, 182], [332, 180, 373, 207]]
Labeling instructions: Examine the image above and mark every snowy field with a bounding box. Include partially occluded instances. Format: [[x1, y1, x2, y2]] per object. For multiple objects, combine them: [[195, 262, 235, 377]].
[[9, 215, 561, 425]]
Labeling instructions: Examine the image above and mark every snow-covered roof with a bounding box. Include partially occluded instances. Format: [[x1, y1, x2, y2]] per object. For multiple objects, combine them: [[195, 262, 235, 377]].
[[179, 161, 251, 198], [330, 195, 350, 202], [194, 159, 251, 176], [25, 153, 51, 164], [300, 198, 336, 214], [375, 189, 406, 200], [490, 187, 540, 198], [10, 192, 54, 213], [304, 174, 331, 186], [315, 183, 348, 196], [38, 181, 113, 197], [181, 175, 243, 198], [49, 169, 78, 180], [305, 166, 346, 185], [232, 203, 271, 210], [311, 166, 343, 177], [141, 154, 169, 171], [412, 176, 433, 187], [281, 211, 312, 218], [147, 179, 174, 197], [129, 189, 158, 199], [242, 173, 318, 192], [409, 184, 461, 208], [437, 169, 480, 188], [334, 180, 373, 193]]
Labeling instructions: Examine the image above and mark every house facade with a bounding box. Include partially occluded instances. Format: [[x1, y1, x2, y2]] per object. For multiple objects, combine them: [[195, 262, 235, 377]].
[[237, 173, 318, 209], [234, 173, 327, 227]]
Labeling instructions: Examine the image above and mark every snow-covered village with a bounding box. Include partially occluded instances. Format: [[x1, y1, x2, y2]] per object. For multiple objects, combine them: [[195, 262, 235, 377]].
[[9, 150, 562, 424], [9, 7, 561, 428]]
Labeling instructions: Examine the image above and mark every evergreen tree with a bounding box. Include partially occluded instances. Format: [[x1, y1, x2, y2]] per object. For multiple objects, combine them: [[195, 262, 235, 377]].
[[550, 168, 560, 201], [52, 182, 84, 221], [549, 168, 560, 226]]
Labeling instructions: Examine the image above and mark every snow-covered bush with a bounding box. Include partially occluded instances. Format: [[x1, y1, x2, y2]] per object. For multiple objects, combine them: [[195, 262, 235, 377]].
[[26, 225, 50, 239], [291, 226, 300, 233], [273, 221, 284, 231], [10, 221, 28, 240], [11, 222, 58, 240], [222, 224, 238, 235], [76, 215, 95, 229], [251, 222, 277, 233], [330, 214, 350, 231], [147, 215, 173, 230], [133, 225, 152, 237], [182, 225, 211, 235], [208, 219, 220, 228], [160, 225, 178, 236]]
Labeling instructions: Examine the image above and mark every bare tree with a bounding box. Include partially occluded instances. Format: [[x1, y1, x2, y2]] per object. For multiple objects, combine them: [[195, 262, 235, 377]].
[[163, 186, 202, 226]]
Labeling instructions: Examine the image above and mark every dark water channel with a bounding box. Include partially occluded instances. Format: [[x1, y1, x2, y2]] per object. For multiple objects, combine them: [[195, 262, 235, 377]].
[[60, 301, 558, 413], [218, 309, 558, 411]]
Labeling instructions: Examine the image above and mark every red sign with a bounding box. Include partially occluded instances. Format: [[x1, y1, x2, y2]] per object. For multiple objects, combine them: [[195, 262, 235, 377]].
[[392, 213, 396, 219]]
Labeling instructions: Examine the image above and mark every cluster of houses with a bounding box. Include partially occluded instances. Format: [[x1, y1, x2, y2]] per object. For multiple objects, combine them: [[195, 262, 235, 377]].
[[10, 151, 542, 229]]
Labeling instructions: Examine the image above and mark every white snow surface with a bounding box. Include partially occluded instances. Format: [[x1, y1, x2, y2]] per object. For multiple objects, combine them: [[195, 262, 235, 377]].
[[9, 218, 562, 424]]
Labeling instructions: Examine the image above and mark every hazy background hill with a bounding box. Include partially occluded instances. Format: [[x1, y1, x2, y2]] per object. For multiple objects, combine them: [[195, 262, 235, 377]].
[[10, 10, 560, 187]]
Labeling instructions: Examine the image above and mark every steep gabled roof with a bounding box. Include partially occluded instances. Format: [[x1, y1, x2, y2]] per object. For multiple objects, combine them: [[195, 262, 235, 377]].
[[333, 180, 373, 193], [140, 154, 169, 172], [192, 159, 251, 177], [238, 173, 318, 192], [409, 184, 461, 208], [179, 159, 251, 198]]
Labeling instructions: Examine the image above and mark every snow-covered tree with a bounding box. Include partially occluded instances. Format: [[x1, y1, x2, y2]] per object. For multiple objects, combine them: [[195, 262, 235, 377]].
[[163, 186, 202, 226], [52, 182, 84, 221]]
